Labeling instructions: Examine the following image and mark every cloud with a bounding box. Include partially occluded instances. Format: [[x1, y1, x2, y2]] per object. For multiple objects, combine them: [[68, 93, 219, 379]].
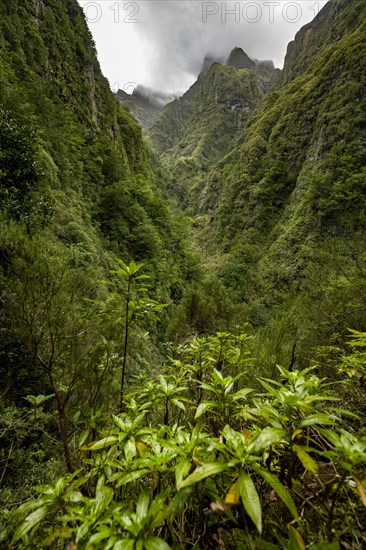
[[79, 1, 328, 95]]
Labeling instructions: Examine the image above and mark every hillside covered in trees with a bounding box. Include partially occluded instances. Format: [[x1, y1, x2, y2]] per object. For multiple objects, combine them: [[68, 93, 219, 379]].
[[0, 0, 366, 548]]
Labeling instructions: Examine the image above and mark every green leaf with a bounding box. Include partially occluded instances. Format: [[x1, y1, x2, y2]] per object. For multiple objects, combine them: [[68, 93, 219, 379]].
[[124, 440, 137, 460], [136, 492, 150, 522], [144, 537, 171, 550], [88, 527, 113, 544], [115, 469, 150, 487], [289, 526, 305, 550], [81, 435, 118, 451], [299, 414, 336, 427], [114, 539, 135, 550], [178, 462, 227, 489], [238, 471, 262, 533], [175, 459, 191, 487], [95, 485, 114, 516], [293, 445, 319, 473], [252, 427, 285, 452], [232, 388, 253, 400], [195, 401, 216, 419], [24, 394, 55, 406], [12, 506, 49, 543], [171, 398, 186, 411], [255, 468, 298, 519]]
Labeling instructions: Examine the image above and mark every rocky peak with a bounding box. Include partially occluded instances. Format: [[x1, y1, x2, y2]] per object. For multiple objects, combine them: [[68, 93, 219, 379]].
[[198, 54, 225, 79], [226, 48, 255, 70]]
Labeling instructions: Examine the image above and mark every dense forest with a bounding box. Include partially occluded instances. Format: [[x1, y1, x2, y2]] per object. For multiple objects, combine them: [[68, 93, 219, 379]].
[[0, 0, 366, 548]]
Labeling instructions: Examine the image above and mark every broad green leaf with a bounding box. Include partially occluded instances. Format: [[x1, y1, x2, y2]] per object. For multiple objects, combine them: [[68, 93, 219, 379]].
[[114, 539, 135, 550], [88, 526, 113, 544], [252, 428, 285, 452], [232, 388, 253, 400], [76, 523, 90, 543], [255, 468, 298, 519], [299, 414, 336, 427], [195, 401, 215, 419], [175, 459, 191, 487], [136, 492, 150, 521], [318, 429, 342, 448], [171, 398, 186, 411], [293, 445, 319, 473], [12, 506, 49, 543], [79, 429, 91, 447], [24, 394, 55, 406], [81, 435, 118, 451], [115, 469, 150, 487], [95, 486, 114, 516], [178, 462, 227, 489], [124, 440, 137, 461], [238, 472, 262, 533], [289, 526, 305, 550], [144, 537, 171, 550], [258, 379, 281, 397]]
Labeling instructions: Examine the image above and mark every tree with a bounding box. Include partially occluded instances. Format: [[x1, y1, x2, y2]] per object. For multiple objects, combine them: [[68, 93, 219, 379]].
[[93, 259, 168, 412]]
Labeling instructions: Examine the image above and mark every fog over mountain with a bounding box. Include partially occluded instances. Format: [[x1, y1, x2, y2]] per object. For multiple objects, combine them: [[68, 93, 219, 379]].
[[78, 0, 328, 95]]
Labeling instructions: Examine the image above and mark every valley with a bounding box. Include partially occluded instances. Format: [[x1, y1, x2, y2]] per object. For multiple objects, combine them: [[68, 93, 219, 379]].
[[1, 0, 366, 547]]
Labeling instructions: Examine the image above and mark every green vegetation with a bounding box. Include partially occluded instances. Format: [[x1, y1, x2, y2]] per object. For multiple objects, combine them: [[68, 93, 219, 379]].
[[2, 326, 366, 548], [148, 60, 275, 210], [1, 0, 366, 547], [186, 0, 366, 355]]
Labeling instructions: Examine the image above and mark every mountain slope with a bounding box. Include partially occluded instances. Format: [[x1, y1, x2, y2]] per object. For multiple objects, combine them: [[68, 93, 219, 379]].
[[0, 0, 203, 506], [149, 49, 276, 208], [0, 0, 193, 288], [197, 0, 366, 340]]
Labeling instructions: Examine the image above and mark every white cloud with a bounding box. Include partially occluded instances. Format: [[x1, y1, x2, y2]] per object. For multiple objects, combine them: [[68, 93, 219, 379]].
[[78, 1, 328, 95]]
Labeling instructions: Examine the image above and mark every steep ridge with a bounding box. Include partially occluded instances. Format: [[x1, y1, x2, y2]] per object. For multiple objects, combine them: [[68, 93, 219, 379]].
[[0, 0, 193, 292], [0, 0, 199, 418], [149, 49, 276, 208], [197, 0, 366, 339]]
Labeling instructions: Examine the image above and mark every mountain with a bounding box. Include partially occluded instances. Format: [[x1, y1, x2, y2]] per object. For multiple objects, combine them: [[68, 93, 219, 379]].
[[148, 49, 277, 208], [0, 0, 198, 421], [116, 85, 176, 130], [0, 0, 195, 289], [226, 47, 256, 69], [195, 0, 366, 339], [2, 1, 366, 547]]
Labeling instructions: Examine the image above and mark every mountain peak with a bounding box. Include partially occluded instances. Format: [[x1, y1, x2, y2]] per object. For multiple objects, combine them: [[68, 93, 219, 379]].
[[198, 54, 225, 78], [226, 48, 255, 70]]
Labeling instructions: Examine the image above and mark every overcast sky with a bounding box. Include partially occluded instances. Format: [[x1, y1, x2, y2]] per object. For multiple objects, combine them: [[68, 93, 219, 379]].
[[78, 1, 328, 95]]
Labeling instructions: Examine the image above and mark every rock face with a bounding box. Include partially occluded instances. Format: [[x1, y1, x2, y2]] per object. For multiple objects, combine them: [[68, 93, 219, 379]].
[[282, 0, 358, 82], [226, 48, 256, 70]]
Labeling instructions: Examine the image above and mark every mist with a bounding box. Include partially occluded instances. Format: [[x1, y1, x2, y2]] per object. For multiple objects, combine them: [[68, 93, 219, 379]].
[[78, 1, 328, 95]]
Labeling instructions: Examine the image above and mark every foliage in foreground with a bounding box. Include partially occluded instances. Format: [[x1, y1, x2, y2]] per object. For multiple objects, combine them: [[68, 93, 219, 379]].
[[3, 330, 366, 549]]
